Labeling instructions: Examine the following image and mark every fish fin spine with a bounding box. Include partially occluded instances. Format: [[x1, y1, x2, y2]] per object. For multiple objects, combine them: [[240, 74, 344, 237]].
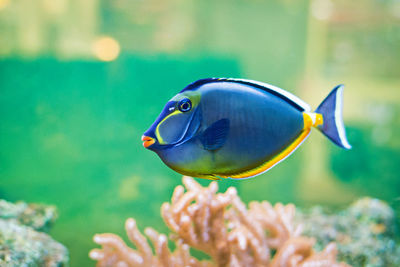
[[221, 129, 311, 179], [303, 112, 323, 129], [315, 84, 352, 149]]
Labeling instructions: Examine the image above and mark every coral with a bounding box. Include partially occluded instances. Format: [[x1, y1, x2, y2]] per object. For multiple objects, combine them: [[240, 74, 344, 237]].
[[90, 177, 348, 267], [0, 199, 58, 232], [90, 218, 211, 267], [297, 197, 400, 267], [0, 199, 68, 266]]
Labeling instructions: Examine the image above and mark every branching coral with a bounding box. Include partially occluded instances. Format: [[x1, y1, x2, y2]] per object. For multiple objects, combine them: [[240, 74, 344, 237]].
[[90, 176, 350, 267], [90, 218, 211, 267]]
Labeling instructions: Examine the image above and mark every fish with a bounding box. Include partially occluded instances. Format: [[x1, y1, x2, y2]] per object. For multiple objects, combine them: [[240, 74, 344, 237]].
[[142, 78, 351, 180]]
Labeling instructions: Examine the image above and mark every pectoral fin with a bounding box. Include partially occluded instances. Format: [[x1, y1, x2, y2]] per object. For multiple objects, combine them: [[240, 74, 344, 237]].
[[200, 119, 230, 150]]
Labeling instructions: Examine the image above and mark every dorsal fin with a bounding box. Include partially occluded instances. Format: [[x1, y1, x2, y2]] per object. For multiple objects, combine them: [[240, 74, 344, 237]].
[[180, 78, 220, 93], [220, 78, 310, 111], [180, 78, 311, 112]]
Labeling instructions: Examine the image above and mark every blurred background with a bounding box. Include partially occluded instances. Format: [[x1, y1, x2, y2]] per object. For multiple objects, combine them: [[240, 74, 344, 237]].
[[0, 0, 399, 265]]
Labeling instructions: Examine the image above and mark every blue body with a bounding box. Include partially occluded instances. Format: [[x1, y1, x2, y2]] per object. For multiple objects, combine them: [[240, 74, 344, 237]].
[[144, 79, 306, 178]]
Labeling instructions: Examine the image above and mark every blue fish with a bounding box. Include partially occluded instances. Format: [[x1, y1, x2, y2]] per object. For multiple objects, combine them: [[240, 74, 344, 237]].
[[142, 78, 351, 180]]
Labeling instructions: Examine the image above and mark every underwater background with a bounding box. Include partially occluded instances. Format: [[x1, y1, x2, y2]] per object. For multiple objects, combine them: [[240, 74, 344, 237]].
[[0, 0, 399, 266]]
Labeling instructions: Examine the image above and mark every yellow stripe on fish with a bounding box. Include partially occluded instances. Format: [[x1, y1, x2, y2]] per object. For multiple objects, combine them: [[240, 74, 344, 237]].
[[221, 111, 322, 179], [221, 128, 311, 179], [155, 110, 181, 144]]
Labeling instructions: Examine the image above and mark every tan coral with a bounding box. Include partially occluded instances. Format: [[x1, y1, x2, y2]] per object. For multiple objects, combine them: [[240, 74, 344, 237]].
[[90, 176, 350, 267], [161, 176, 234, 266], [271, 239, 348, 267], [90, 217, 211, 267]]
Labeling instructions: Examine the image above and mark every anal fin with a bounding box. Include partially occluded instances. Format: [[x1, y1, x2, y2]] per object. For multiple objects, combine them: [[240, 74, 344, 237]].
[[196, 174, 220, 180], [220, 129, 311, 179]]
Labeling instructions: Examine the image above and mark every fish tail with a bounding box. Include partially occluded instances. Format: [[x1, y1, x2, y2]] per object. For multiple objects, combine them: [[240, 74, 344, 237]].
[[313, 84, 352, 149]]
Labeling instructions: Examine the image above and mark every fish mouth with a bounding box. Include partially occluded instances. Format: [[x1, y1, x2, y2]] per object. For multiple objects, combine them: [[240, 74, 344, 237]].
[[141, 135, 155, 148]]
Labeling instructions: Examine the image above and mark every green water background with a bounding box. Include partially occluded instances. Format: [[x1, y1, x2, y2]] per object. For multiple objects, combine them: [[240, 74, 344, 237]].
[[0, 0, 399, 266]]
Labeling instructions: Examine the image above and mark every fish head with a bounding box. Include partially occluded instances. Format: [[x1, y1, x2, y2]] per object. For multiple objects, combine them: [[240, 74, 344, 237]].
[[142, 90, 202, 151]]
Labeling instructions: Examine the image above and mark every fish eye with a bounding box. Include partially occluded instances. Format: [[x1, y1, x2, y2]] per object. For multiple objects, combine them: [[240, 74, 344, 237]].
[[178, 98, 192, 112]]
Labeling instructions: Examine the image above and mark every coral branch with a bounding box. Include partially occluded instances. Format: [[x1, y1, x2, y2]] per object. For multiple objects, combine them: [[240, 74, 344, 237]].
[[90, 177, 350, 267], [90, 216, 211, 267]]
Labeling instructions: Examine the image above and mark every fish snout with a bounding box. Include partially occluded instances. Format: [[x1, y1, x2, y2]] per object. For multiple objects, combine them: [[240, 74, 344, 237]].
[[142, 135, 156, 148]]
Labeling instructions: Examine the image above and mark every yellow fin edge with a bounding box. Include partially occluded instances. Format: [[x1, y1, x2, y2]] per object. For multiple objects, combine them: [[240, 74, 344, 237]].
[[220, 128, 311, 179]]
